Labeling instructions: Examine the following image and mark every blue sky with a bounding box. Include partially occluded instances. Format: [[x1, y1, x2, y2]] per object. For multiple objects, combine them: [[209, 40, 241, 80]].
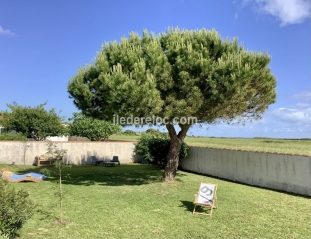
[[0, 0, 310, 138]]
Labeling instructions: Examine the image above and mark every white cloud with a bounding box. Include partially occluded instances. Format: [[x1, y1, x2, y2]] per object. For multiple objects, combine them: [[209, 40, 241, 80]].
[[245, 0, 311, 26], [290, 91, 311, 101], [0, 25, 16, 36], [235, 12, 239, 19], [269, 106, 311, 124], [272, 127, 295, 132], [295, 102, 311, 108]]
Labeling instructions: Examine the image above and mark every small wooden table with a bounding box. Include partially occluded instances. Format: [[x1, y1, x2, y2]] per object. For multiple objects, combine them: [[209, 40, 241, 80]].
[[104, 162, 115, 167]]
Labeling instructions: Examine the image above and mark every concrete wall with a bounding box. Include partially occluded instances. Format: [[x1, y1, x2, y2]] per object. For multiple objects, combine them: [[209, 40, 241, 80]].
[[0, 141, 138, 165], [180, 147, 311, 196], [1, 141, 310, 196]]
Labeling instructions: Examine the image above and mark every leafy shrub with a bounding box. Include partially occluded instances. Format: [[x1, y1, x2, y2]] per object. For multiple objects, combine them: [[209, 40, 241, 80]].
[[68, 113, 121, 141], [122, 130, 138, 136], [0, 179, 36, 238], [0, 133, 27, 141], [145, 128, 159, 134], [134, 133, 154, 162], [134, 133, 190, 166], [145, 128, 168, 137]]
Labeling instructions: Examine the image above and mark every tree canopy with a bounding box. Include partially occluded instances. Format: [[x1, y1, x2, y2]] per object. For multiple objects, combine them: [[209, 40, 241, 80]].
[[67, 28, 277, 180], [68, 113, 121, 141], [0, 103, 65, 141]]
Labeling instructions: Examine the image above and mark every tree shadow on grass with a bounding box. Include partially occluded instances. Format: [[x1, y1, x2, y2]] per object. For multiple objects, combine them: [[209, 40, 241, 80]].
[[35, 208, 57, 221], [11, 164, 186, 187]]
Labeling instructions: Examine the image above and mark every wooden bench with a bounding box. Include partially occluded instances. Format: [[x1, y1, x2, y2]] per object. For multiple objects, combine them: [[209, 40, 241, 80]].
[[35, 153, 57, 166]]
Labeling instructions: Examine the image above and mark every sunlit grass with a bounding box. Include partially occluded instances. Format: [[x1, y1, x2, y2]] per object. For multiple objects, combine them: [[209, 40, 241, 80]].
[[109, 134, 140, 141], [1, 164, 310, 238], [184, 137, 311, 155], [109, 135, 311, 155]]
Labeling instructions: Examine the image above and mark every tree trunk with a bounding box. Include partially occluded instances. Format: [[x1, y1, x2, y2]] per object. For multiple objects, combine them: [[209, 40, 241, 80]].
[[59, 166, 63, 223], [162, 123, 190, 181], [162, 136, 182, 181]]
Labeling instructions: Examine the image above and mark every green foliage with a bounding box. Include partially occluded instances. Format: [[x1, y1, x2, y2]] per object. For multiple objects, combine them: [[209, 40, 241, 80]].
[[0, 233, 9, 239], [68, 113, 121, 141], [0, 179, 36, 238], [145, 128, 168, 137], [134, 134, 154, 162], [45, 142, 68, 165], [0, 103, 65, 141], [135, 134, 190, 165], [145, 128, 159, 134], [122, 130, 138, 136], [68, 28, 276, 124], [0, 133, 27, 141]]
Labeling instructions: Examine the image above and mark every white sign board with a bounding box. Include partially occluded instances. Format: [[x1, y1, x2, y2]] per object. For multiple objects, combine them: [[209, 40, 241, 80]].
[[197, 183, 215, 205]]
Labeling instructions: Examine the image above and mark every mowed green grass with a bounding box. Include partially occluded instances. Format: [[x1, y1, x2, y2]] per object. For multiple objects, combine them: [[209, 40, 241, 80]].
[[109, 135, 311, 155], [1, 164, 310, 239]]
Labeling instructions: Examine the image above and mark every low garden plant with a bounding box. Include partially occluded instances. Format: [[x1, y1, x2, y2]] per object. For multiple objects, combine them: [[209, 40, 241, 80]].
[[0, 179, 36, 238]]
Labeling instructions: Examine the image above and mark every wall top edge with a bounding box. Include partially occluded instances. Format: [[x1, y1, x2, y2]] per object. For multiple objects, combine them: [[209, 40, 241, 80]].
[[189, 146, 311, 157], [0, 140, 136, 144]]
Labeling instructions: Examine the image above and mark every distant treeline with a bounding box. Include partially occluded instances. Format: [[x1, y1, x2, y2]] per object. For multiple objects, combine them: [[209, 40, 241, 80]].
[[253, 137, 311, 140]]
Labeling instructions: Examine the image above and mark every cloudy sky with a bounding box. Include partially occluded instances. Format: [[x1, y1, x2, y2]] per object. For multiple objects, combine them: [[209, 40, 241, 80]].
[[0, 0, 310, 138]]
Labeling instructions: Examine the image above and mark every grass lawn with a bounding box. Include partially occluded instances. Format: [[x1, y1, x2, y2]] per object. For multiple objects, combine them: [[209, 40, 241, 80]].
[[109, 134, 140, 141], [109, 135, 311, 155], [1, 164, 310, 238]]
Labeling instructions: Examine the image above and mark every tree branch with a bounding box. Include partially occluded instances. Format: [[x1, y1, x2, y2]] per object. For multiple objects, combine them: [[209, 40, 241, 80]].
[[166, 123, 177, 140], [177, 123, 191, 141]]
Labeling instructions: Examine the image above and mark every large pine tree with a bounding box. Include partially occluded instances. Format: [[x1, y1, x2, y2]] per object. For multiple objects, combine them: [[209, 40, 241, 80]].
[[68, 28, 277, 181]]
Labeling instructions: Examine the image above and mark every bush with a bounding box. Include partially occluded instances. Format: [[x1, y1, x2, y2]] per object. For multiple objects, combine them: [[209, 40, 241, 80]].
[[144, 128, 167, 137], [0, 179, 36, 238], [145, 128, 159, 134], [0, 133, 27, 141], [68, 113, 122, 141], [134, 133, 190, 166], [122, 130, 138, 136]]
